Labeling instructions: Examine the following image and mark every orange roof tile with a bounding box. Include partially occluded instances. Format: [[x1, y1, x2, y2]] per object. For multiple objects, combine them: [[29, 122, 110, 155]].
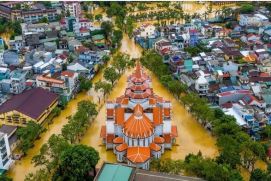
[[154, 136, 165, 144], [124, 104, 154, 138], [164, 108, 170, 117], [150, 142, 161, 152], [163, 134, 171, 143], [130, 62, 149, 83], [115, 107, 125, 125], [100, 125, 106, 138], [127, 147, 151, 163], [171, 125, 178, 138], [153, 107, 163, 125], [113, 137, 124, 144], [149, 97, 156, 105], [107, 108, 114, 117], [61, 71, 75, 78], [106, 134, 115, 143], [37, 75, 64, 85], [116, 143, 128, 152]]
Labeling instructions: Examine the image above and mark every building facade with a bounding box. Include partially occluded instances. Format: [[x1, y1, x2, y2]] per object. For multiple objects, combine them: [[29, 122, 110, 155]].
[[100, 63, 178, 170], [0, 132, 13, 170]]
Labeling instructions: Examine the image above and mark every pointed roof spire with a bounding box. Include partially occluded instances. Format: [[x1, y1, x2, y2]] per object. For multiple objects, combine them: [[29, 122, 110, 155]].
[[135, 61, 142, 78]]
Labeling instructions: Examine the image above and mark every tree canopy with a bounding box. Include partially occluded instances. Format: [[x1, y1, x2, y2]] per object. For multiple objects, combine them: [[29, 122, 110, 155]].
[[104, 67, 119, 85], [53, 144, 100, 181]]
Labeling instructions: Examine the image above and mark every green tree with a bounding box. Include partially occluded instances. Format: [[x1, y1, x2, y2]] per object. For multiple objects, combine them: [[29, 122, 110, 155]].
[[95, 14, 102, 21], [17, 121, 45, 154], [66, 10, 71, 17], [0, 174, 12, 181], [167, 80, 187, 99], [32, 134, 70, 172], [250, 169, 268, 181], [39, 17, 49, 23], [53, 145, 100, 181], [79, 76, 92, 92], [25, 168, 50, 181], [95, 81, 112, 102], [125, 16, 135, 38], [240, 3, 254, 14], [104, 67, 119, 85], [261, 125, 271, 140], [216, 135, 241, 168], [102, 55, 110, 64], [112, 30, 123, 48], [85, 13, 93, 21], [77, 100, 97, 118], [101, 21, 113, 41], [112, 52, 129, 73], [241, 141, 266, 171]]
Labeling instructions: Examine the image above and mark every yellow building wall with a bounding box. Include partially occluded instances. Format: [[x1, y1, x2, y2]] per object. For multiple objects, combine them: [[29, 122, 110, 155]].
[[0, 99, 58, 127]]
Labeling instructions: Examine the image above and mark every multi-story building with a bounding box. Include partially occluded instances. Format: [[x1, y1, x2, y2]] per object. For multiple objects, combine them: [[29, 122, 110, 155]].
[[100, 63, 178, 170], [36, 71, 79, 101], [0, 88, 58, 126], [0, 4, 58, 23], [0, 132, 13, 170], [10, 70, 27, 95], [0, 67, 10, 81], [9, 36, 23, 51], [63, 2, 81, 17], [195, 76, 209, 96]]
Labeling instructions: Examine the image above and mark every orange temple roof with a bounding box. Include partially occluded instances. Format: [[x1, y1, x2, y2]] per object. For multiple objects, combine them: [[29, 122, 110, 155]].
[[113, 137, 124, 144], [115, 107, 125, 125], [150, 142, 161, 152], [100, 125, 106, 139], [127, 147, 151, 163], [154, 136, 165, 144], [123, 104, 154, 138], [116, 143, 128, 152], [153, 107, 163, 125], [171, 125, 178, 138]]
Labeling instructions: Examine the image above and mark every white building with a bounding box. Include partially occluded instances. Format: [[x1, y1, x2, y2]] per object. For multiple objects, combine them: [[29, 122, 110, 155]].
[[195, 75, 209, 96], [63, 2, 81, 17], [9, 36, 23, 51], [138, 24, 156, 38], [73, 18, 92, 37], [239, 14, 269, 27], [0, 132, 13, 170]]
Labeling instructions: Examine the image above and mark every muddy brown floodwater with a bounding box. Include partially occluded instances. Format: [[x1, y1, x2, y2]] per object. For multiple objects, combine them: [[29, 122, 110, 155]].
[[82, 34, 218, 168], [7, 5, 263, 180]]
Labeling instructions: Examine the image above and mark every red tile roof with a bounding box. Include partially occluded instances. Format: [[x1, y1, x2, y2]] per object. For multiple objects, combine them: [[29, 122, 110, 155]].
[[153, 107, 163, 125], [127, 147, 151, 163], [107, 108, 114, 117], [113, 137, 124, 144], [154, 136, 165, 144], [171, 125, 178, 138], [115, 107, 125, 125], [61, 71, 75, 78], [116, 143, 128, 152], [106, 134, 114, 143], [163, 134, 171, 143], [0, 88, 58, 120], [123, 104, 154, 138], [100, 125, 106, 138], [150, 142, 161, 152]]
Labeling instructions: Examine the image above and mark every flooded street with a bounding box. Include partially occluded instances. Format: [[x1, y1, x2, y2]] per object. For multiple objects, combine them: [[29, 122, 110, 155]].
[[7, 3, 259, 181], [82, 34, 218, 169], [7, 93, 93, 180], [8, 30, 218, 181]]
